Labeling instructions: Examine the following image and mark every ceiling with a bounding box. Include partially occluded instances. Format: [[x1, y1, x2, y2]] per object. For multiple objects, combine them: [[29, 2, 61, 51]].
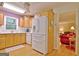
[[0, 2, 79, 15], [0, 2, 77, 24], [29, 2, 79, 14], [59, 11, 75, 22]]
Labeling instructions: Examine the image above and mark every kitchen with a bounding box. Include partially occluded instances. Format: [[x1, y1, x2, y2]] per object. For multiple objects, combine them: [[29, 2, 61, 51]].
[[0, 2, 33, 54], [0, 2, 79, 56], [0, 2, 54, 56]]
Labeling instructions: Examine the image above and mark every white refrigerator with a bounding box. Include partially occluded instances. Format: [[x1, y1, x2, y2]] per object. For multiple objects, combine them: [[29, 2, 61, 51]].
[[32, 16, 48, 54]]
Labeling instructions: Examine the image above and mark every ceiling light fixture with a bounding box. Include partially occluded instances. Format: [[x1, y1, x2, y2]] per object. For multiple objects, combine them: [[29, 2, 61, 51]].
[[3, 3, 25, 14], [24, 2, 31, 15]]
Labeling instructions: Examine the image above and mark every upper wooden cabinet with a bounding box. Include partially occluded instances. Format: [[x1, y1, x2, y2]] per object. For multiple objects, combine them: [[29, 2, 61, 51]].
[[19, 17, 24, 27], [28, 17, 32, 28], [24, 16, 29, 27], [19, 16, 32, 28], [0, 13, 4, 26]]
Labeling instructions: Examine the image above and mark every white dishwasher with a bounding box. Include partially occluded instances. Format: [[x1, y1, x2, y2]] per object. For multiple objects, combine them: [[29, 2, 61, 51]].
[[26, 33, 32, 44]]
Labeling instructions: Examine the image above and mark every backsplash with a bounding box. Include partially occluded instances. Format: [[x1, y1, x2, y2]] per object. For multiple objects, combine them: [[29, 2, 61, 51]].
[[0, 25, 26, 33]]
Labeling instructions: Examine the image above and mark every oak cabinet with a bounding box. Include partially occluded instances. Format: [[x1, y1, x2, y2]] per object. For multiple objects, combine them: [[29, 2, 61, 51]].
[[0, 35, 5, 49], [28, 17, 32, 28], [14, 33, 26, 45], [0, 33, 26, 49], [19, 16, 29, 27], [24, 16, 29, 27], [19, 17, 24, 27], [0, 13, 4, 26], [19, 16, 32, 28], [14, 34, 21, 45], [12, 33, 26, 46], [20, 33, 26, 44], [6, 34, 14, 47]]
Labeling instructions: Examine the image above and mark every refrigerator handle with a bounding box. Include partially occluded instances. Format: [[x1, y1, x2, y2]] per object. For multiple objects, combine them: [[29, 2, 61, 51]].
[[33, 25, 36, 32], [37, 19, 40, 32]]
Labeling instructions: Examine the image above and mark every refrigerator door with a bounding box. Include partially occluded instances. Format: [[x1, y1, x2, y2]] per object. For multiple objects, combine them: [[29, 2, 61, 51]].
[[32, 16, 48, 34], [32, 17, 39, 33], [32, 34, 48, 54], [38, 16, 48, 34], [32, 16, 48, 54]]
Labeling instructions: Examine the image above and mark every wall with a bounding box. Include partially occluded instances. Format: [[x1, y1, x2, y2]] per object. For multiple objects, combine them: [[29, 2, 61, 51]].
[[59, 11, 75, 33], [0, 10, 26, 33], [59, 23, 75, 32]]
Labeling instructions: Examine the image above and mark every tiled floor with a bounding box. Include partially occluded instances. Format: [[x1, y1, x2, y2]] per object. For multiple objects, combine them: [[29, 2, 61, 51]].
[[0, 44, 76, 56]]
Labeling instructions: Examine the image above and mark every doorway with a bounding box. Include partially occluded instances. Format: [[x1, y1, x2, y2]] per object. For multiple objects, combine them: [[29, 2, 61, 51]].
[[59, 11, 76, 53], [54, 10, 77, 55]]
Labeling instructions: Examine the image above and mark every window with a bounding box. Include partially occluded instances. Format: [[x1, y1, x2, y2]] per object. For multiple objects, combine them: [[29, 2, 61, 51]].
[[4, 16, 18, 30]]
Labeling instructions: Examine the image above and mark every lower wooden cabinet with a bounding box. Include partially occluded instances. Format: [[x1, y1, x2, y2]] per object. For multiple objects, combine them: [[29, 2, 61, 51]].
[[19, 33, 26, 44], [0, 33, 26, 49], [6, 34, 14, 47], [0, 35, 5, 49], [14, 34, 20, 45], [6, 34, 10, 47]]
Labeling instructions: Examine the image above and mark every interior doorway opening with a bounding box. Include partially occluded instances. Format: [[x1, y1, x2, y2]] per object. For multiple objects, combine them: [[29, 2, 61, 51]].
[[59, 11, 76, 52]]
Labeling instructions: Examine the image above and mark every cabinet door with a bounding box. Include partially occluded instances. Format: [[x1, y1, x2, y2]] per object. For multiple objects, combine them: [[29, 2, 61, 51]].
[[19, 17, 24, 27], [24, 16, 29, 27], [20, 33, 26, 44], [19, 16, 32, 28], [6, 34, 14, 47], [0, 13, 4, 26], [0, 35, 5, 49], [14, 34, 21, 45], [11, 34, 15, 46], [28, 17, 32, 28]]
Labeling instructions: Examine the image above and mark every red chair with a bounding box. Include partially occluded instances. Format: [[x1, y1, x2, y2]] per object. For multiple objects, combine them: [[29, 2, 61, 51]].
[[60, 32, 75, 51], [60, 34, 70, 45]]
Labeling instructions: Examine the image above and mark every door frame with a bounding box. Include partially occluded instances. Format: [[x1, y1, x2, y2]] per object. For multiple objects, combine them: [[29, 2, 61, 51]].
[[54, 9, 78, 55], [75, 9, 79, 55]]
